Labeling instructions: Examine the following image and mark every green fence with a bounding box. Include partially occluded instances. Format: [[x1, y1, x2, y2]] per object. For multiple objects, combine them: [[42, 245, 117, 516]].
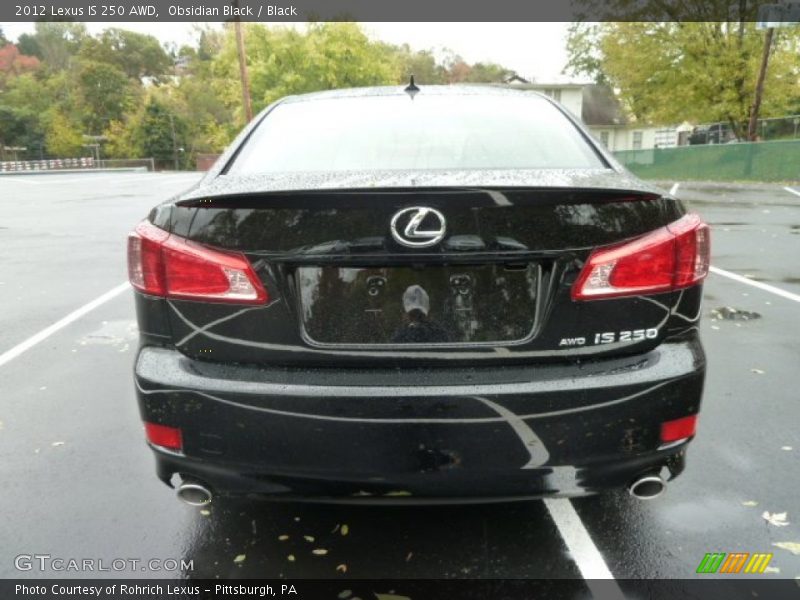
[[614, 139, 800, 182]]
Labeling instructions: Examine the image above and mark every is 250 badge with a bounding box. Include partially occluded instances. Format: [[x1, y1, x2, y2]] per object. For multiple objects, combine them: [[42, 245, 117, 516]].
[[559, 328, 659, 347]]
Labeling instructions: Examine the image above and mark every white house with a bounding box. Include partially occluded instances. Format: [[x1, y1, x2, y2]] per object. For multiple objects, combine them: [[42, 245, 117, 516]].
[[505, 79, 679, 151]]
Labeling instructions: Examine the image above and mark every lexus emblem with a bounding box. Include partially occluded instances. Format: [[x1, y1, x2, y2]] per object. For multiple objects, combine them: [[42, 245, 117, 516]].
[[390, 207, 447, 248]]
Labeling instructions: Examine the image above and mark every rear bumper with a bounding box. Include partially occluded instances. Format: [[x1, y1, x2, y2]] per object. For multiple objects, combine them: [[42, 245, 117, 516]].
[[134, 336, 705, 501]]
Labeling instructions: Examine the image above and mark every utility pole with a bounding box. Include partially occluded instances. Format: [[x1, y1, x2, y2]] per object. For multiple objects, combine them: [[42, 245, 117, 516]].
[[234, 12, 253, 123], [747, 27, 774, 141]]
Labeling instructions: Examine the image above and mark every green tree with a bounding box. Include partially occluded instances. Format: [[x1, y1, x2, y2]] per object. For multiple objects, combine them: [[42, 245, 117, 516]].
[[566, 21, 800, 138], [16, 33, 41, 59], [80, 28, 172, 80], [137, 101, 187, 168], [76, 60, 137, 133], [27, 23, 87, 71], [45, 111, 84, 156]]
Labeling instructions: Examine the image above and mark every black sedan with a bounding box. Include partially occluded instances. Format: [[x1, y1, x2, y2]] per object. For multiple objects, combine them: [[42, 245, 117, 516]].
[[128, 85, 709, 505]]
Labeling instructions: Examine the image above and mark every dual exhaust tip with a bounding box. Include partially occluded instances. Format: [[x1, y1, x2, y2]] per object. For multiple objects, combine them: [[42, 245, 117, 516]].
[[628, 474, 666, 500], [176, 481, 213, 506]]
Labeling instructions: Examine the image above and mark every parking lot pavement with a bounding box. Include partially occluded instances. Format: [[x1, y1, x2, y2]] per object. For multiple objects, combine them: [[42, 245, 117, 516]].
[[0, 174, 798, 585]]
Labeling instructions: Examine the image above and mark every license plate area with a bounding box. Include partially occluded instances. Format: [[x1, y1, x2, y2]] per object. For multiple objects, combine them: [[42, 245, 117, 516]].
[[297, 264, 539, 346]]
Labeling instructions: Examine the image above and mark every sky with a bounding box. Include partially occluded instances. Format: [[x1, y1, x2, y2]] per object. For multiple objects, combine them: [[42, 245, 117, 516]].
[[0, 21, 576, 83]]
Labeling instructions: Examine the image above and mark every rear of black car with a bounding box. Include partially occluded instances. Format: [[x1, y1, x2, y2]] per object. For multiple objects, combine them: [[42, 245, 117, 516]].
[[129, 87, 708, 503]]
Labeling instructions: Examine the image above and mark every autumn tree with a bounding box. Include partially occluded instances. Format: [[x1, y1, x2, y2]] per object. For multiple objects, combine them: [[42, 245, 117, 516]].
[[0, 44, 41, 88]]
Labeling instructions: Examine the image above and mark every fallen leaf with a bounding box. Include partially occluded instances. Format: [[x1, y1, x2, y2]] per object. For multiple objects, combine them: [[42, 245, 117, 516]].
[[200, 509, 211, 516], [762, 511, 790, 527], [278, 535, 289, 541], [304, 535, 315, 543], [337, 590, 352, 599], [233, 554, 246, 564], [341, 524, 349, 536], [287, 554, 295, 562], [751, 368, 765, 375], [781, 446, 793, 451], [336, 563, 347, 573], [51, 441, 65, 447], [312, 548, 328, 556], [742, 501, 758, 507], [773, 542, 800, 555]]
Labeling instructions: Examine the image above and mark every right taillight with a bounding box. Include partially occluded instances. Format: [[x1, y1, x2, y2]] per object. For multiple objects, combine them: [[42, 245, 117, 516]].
[[572, 213, 710, 301], [127, 220, 268, 304]]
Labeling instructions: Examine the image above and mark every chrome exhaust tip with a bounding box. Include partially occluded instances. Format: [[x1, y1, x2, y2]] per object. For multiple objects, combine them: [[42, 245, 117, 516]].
[[628, 475, 666, 500], [176, 482, 212, 506]]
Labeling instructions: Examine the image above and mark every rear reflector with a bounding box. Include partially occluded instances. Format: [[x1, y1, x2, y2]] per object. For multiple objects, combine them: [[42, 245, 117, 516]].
[[127, 221, 268, 304], [572, 213, 710, 300], [660, 414, 698, 443], [144, 422, 183, 451]]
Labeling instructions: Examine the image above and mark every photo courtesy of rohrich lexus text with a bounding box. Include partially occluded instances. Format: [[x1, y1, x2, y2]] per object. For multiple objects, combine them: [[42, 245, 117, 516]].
[[1, 2, 799, 600]]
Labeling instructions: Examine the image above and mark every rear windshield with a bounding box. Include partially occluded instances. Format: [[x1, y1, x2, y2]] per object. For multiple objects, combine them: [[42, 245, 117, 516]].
[[229, 93, 605, 174]]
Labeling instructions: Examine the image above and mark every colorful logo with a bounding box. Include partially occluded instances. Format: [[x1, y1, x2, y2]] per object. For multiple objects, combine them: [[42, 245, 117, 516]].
[[696, 552, 773, 574]]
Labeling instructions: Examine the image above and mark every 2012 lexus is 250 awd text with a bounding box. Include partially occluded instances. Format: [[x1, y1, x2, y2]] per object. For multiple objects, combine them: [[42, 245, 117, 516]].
[[128, 85, 709, 505]]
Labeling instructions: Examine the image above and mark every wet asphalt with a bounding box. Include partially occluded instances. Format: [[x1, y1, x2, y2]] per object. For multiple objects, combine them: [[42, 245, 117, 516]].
[[0, 173, 798, 584]]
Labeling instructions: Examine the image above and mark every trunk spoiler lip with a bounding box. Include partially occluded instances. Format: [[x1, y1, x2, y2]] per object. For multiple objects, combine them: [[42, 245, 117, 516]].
[[173, 185, 663, 209], [172, 168, 665, 207]]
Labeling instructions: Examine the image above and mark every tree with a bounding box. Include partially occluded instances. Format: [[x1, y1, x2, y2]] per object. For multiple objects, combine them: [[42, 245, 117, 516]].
[[0, 26, 8, 46], [138, 101, 187, 167], [76, 60, 137, 133], [0, 44, 41, 88], [80, 28, 172, 80], [565, 21, 800, 139], [45, 111, 84, 156], [27, 23, 87, 71], [16, 33, 41, 59]]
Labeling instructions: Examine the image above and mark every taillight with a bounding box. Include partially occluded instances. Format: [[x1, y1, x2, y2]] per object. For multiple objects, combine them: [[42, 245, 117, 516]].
[[127, 220, 268, 304], [572, 213, 709, 301], [144, 422, 183, 451], [660, 414, 698, 443]]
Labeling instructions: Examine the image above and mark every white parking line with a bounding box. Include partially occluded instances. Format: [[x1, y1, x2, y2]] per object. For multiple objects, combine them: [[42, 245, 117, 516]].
[[0, 283, 130, 368], [710, 266, 800, 304], [669, 182, 680, 196], [783, 186, 800, 198], [544, 499, 625, 597]]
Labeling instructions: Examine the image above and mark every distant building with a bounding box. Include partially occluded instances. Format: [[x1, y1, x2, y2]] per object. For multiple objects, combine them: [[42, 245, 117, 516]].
[[505, 80, 679, 152]]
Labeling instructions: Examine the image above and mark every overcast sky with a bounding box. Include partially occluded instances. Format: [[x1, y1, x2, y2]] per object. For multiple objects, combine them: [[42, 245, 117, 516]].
[[0, 22, 577, 83]]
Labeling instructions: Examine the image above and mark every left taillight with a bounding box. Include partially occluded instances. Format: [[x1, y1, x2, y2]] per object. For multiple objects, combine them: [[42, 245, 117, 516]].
[[127, 220, 268, 304], [572, 213, 710, 301]]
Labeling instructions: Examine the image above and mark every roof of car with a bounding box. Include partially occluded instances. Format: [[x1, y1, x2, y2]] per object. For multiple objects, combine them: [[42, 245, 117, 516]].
[[281, 84, 545, 104]]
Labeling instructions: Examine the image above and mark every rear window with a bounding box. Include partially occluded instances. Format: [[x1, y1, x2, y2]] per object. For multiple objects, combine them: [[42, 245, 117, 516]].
[[229, 93, 605, 174]]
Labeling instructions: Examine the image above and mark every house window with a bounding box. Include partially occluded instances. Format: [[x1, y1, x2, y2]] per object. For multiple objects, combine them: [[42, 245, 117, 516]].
[[600, 131, 610, 147], [544, 89, 562, 102], [632, 131, 643, 150]]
